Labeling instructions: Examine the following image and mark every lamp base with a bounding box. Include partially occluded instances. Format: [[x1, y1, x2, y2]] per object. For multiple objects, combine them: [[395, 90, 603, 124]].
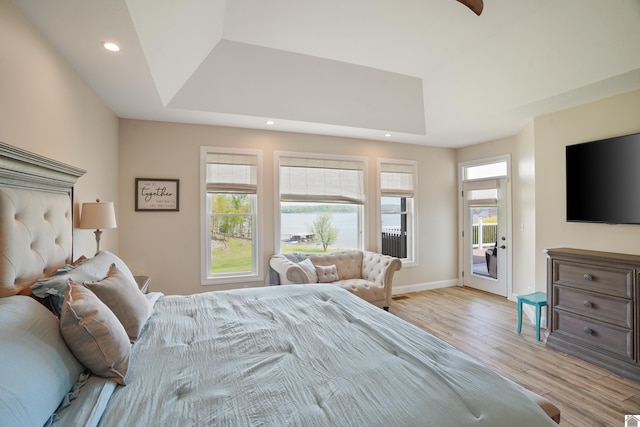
[[93, 229, 103, 254]]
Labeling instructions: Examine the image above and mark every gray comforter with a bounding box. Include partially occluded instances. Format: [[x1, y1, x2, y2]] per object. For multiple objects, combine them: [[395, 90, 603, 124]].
[[98, 284, 556, 426]]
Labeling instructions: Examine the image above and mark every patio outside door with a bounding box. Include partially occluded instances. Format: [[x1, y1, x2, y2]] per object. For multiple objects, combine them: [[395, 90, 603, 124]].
[[462, 178, 508, 296]]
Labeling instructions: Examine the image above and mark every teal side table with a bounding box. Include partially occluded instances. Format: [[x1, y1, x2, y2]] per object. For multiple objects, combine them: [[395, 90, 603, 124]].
[[517, 292, 547, 341]]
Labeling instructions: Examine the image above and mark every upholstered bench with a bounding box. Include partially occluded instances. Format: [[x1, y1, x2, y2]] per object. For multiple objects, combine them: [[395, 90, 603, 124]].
[[269, 250, 401, 310]]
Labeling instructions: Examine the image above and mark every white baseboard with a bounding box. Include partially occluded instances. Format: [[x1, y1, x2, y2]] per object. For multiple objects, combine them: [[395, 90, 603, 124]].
[[392, 279, 458, 295]]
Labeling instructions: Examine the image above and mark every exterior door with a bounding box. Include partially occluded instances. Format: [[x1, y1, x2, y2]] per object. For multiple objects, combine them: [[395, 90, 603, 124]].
[[462, 178, 508, 296]]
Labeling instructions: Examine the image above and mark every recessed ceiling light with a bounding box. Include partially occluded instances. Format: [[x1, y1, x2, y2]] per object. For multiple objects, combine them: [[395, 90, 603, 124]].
[[384, 133, 392, 137], [103, 42, 120, 52], [266, 120, 275, 125]]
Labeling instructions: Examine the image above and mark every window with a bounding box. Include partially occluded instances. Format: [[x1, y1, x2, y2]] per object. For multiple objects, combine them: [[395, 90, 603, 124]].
[[379, 160, 416, 263], [277, 154, 366, 254], [463, 160, 507, 181], [200, 148, 262, 284]]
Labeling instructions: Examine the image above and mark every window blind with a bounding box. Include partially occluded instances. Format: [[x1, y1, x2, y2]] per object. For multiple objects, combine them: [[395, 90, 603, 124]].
[[279, 156, 365, 204], [206, 153, 257, 194], [380, 162, 415, 198]]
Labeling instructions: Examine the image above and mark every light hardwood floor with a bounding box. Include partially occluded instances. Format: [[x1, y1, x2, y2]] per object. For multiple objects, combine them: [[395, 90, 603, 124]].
[[389, 286, 640, 427]]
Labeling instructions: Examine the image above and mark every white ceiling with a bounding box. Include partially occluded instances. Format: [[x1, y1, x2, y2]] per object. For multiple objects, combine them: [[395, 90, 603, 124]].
[[13, 0, 640, 148]]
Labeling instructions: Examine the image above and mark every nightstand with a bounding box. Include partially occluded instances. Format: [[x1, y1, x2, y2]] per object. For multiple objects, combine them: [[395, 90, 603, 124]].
[[134, 275, 151, 294]]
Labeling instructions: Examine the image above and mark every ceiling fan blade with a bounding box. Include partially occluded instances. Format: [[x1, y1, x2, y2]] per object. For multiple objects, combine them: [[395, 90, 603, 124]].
[[457, 0, 484, 16]]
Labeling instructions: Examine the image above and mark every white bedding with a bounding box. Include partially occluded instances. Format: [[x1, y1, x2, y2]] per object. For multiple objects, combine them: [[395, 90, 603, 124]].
[[88, 285, 555, 427]]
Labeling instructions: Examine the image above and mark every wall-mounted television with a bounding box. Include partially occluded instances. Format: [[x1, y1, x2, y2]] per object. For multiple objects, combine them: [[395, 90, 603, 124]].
[[566, 132, 640, 224]]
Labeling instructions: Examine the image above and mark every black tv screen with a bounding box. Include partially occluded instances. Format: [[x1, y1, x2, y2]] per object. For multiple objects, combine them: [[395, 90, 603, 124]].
[[566, 132, 640, 224]]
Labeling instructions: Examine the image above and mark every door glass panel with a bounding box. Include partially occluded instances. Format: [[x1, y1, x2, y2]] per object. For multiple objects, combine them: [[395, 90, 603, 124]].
[[470, 205, 498, 279]]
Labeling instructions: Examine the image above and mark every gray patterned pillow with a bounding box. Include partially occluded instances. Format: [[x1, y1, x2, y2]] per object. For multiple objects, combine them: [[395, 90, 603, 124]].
[[60, 280, 130, 385]]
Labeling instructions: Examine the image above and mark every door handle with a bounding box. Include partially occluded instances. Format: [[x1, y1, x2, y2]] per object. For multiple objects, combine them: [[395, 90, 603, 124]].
[[499, 245, 506, 249]]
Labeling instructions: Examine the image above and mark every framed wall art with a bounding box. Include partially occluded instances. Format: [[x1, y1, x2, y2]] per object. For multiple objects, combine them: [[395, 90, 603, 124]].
[[135, 178, 179, 212]]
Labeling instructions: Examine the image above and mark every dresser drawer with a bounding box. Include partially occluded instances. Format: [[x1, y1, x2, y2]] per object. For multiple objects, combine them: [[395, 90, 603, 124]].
[[552, 310, 634, 362], [551, 260, 632, 298], [553, 285, 633, 328]]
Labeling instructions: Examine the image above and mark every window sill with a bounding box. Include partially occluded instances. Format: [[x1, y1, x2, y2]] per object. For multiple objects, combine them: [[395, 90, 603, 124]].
[[201, 273, 263, 286]]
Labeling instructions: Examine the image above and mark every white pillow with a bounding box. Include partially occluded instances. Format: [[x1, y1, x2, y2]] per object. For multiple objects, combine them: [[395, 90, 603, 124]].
[[0, 296, 83, 427], [298, 258, 318, 283], [31, 251, 138, 315], [74, 251, 138, 288]]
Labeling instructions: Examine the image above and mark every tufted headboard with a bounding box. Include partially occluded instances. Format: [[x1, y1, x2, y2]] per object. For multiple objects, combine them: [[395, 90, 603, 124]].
[[0, 143, 85, 297]]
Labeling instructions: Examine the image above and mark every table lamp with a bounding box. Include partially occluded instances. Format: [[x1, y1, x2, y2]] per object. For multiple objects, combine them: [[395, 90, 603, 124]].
[[80, 199, 117, 253]]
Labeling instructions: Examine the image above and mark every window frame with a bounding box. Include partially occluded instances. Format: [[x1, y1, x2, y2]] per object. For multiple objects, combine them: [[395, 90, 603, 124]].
[[274, 151, 367, 254], [200, 146, 263, 285], [377, 158, 418, 266]]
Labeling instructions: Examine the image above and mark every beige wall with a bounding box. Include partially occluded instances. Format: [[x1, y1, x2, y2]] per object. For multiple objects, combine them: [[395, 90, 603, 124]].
[[119, 120, 459, 295], [534, 89, 640, 290], [513, 121, 537, 295], [0, 0, 120, 258]]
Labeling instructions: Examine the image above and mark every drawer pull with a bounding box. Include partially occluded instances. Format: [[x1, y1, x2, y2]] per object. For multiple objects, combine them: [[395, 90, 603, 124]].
[[583, 327, 593, 335], [583, 273, 593, 281], [583, 300, 593, 308]]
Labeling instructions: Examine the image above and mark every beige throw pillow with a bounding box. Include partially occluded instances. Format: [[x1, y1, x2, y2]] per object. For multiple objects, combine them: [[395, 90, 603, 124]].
[[84, 264, 153, 342], [60, 280, 130, 385], [316, 264, 339, 283]]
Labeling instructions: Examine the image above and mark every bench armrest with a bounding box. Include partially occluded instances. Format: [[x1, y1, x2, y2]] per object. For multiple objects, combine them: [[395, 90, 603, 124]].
[[362, 251, 402, 308], [362, 251, 402, 286], [269, 255, 311, 284]]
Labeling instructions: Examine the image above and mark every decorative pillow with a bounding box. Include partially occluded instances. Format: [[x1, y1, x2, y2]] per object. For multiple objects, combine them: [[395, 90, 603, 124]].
[[31, 251, 138, 316], [84, 264, 154, 342], [298, 258, 318, 283], [316, 264, 339, 283], [30, 256, 90, 297], [60, 280, 130, 385], [72, 255, 88, 266], [31, 268, 97, 316]]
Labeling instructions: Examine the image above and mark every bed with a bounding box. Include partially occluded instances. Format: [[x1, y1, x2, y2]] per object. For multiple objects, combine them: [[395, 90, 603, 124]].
[[0, 142, 560, 426]]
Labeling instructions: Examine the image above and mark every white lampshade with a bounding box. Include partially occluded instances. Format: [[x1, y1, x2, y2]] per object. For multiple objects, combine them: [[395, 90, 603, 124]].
[[80, 200, 117, 230]]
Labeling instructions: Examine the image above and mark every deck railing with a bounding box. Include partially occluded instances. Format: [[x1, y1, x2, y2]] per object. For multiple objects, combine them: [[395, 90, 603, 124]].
[[473, 220, 497, 248], [382, 230, 406, 258]]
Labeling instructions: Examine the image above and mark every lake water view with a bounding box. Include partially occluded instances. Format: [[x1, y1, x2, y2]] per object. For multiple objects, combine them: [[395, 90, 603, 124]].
[[281, 212, 400, 249]]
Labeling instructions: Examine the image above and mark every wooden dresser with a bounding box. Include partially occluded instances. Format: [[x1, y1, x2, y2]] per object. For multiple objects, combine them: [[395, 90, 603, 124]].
[[546, 248, 640, 381]]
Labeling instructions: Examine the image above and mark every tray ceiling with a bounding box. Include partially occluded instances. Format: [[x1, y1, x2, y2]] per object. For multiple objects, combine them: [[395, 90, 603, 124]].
[[13, 0, 640, 147]]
